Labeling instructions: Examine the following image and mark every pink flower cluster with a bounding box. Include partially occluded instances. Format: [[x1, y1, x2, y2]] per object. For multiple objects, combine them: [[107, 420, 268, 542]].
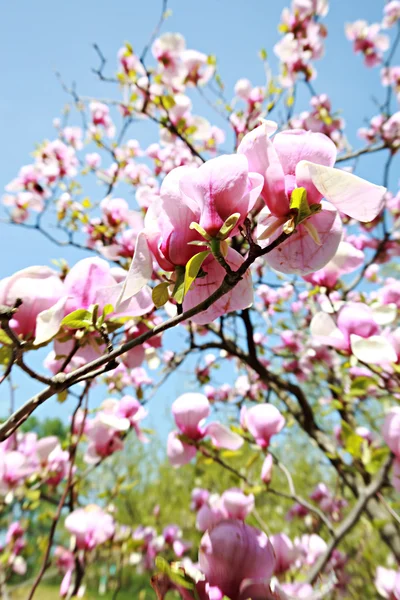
[[274, 0, 328, 87]]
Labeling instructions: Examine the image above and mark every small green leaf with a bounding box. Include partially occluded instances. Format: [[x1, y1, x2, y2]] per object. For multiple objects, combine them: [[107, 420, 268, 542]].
[[57, 390, 68, 404], [184, 251, 210, 295], [189, 221, 211, 240], [289, 187, 311, 225], [259, 48, 268, 61], [217, 212, 241, 239], [172, 268, 185, 304], [162, 95, 175, 110], [0, 329, 12, 346], [61, 309, 92, 330], [152, 282, 170, 308]]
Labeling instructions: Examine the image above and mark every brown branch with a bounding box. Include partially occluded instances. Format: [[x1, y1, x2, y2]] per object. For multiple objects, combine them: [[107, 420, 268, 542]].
[[306, 454, 393, 585]]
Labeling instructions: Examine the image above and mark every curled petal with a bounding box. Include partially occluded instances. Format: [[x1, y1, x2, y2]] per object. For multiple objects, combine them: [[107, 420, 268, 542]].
[[350, 334, 397, 364], [238, 122, 289, 217], [167, 431, 197, 467], [310, 312, 347, 349], [116, 232, 153, 307], [34, 296, 68, 346], [205, 422, 243, 450], [296, 161, 386, 222]]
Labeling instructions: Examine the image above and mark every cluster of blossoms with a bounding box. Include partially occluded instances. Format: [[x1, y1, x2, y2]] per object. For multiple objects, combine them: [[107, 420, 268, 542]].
[[0, 432, 70, 498], [289, 94, 346, 151], [3, 0, 400, 598], [0, 522, 27, 579], [274, 0, 329, 87]]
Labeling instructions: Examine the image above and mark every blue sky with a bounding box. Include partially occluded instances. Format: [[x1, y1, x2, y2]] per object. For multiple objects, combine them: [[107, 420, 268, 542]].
[[0, 0, 399, 436]]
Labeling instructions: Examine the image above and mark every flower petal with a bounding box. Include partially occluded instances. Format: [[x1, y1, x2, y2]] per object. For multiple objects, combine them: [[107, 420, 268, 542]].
[[116, 232, 153, 307], [205, 422, 244, 450], [264, 201, 342, 275], [350, 334, 397, 364], [296, 161, 386, 222], [34, 296, 68, 346]]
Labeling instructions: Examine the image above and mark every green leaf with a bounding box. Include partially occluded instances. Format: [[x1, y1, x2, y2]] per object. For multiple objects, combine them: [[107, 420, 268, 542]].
[[184, 251, 210, 295], [189, 221, 211, 240], [152, 282, 170, 308], [289, 187, 311, 225], [61, 309, 92, 330], [162, 95, 175, 110], [57, 390, 68, 404], [0, 329, 12, 346], [155, 557, 194, 590], [172, 269, 185, 304], [259, 48, 268, 60], [217, 212, 240, 239]]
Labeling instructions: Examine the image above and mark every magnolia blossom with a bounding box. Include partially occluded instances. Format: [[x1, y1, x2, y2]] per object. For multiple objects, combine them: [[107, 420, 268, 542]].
[[64, 505, 115, 550], [270, 533, 297, 575], [241, 404, 285, 448], [310, 302, 397, 365], [117, 155, 261, 323], [383, 1, 400, 29], [345, 21, 389, 67], [382, 407, 400, 458], [199, 520, 276, 600], [238, 122, 385, 275], [375, 566, 400, 598], [0, 266, 64, 342], [167, 393, 243, 466]]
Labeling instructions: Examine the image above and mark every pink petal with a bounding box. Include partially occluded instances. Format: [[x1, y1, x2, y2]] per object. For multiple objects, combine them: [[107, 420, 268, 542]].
[[183, 248, 253, 324], [264, 200, 342, 275], [273, 130, 337, 175], [238, 122, 289, 217], [296, 161, 386, 222], [167, 431, 197, 467], [205, 422, 243, 450]]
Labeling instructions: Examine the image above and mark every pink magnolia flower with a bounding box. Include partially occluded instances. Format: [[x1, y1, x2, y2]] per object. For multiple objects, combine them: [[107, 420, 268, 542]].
[[383, 1, 400, 29], [0, 266, 64, 341], [375, 566, 400, 598], [84, 411, 128, 465], [238, 122, 385, 275], [310, 302, 397, 365], [117, 158, 258, 322], [303, 241, 364, 288], [63, 257, 152, 319], [220, 488, 255, 520], [64, 505, 115, 550], [179, 154, 263, 238], [261, 454, 273, 484], [382, 407, 400, 458], [241, 404, 285, 448], [0, 449, 31, 495], [199, 520, 275, 600], [167, 393, 243, 466], [191, 488, 210, 511], [296, 533, 327, 566], [182, 247, 254, 325], [6, 522, 25, 545], [270, 533, 297, 575], [163, 524, 192, 557], [345, 21, 389, 67]]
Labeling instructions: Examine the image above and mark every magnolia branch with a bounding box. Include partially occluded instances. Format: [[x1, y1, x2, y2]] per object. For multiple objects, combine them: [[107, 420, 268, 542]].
[[0, 231, 292, 440], [306, 454, 393, 585]]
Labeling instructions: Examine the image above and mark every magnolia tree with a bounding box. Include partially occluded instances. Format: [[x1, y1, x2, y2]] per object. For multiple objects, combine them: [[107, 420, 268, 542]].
[[2, 0, 400, 598]]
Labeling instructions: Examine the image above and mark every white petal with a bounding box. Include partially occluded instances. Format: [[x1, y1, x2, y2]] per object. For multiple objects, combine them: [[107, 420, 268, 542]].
[[34, 297, 68, 346], [350, 334, 397, 364]]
